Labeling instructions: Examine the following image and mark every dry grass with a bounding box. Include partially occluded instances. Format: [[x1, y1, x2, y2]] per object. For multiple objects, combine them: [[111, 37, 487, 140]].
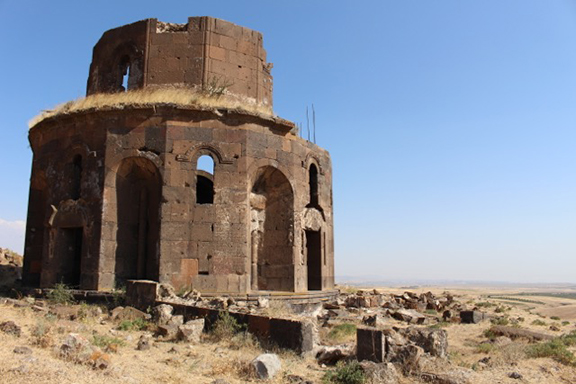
[[29, 87, 274, 128], [0, 301, 325, 384]]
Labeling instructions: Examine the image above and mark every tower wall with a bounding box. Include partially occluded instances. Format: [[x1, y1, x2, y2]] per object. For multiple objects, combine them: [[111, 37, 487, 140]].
[[24, 17, 334, 294], [87, 17, 273, 108]]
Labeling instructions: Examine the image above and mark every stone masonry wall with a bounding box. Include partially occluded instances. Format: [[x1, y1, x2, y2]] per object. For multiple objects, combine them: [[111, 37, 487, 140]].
[[25, 16, 333, 294], [25, 107, 334, 293], [87, 17, 273, 107]]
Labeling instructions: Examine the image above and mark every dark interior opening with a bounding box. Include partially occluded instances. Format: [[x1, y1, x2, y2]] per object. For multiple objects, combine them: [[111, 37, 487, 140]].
[[307, 164, 319, 208], [251, 166, 295, 291], [115, 157, 161, 286], [196, 175, 214, 204], [306, 230, 322, 291], [72, 155, 82, 200], [59, 227, 83, 288]]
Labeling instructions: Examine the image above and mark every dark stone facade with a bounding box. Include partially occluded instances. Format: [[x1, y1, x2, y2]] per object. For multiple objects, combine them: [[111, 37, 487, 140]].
[[23, 17, 334, 294]]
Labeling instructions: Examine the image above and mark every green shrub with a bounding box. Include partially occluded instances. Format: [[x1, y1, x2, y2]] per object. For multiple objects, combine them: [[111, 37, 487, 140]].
[[92, 334, 125, 350], [476, 343, 495, 354], [526, 339, 576, 366], [562, 321, 570, 326], [47, 282, 75, 305], [483, 328, 497, 340], [211, 311, 243, 341], [424, 309, 437, 315], [327, 323, 357, 342], [531, 319, 547, 326], [118, 317, 148, 331], [550, 316, 561, 321], [323, 361, 366, 384], [475, 302, 496, 308], [491, 317, 509, 326], [561, 330, 576, 346]]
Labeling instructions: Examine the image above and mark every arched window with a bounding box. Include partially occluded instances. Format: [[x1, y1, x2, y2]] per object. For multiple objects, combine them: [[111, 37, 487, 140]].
[[72, 155, 82, 200], [308, 163, 319, 208], [196, 155, 214, 204]]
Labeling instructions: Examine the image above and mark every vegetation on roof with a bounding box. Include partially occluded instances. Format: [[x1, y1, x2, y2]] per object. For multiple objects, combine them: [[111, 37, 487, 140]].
[[29, 86, 274, 128]]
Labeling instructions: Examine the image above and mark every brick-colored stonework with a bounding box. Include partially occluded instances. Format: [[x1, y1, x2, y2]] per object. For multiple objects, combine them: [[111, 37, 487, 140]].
[[23, 17, 334, 294], [87, 17, 273, 108]]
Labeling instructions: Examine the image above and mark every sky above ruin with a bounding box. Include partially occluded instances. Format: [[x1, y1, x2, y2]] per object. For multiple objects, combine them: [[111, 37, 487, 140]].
[[1, 0, 575, 284]]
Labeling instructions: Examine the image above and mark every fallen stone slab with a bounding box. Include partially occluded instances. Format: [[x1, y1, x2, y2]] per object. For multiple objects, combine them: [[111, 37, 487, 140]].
[[156, 324, 179, 339], [390, 309, 426, 324], [13, 346, 32, 354], [397, 327, 448, 358], [50, 305, 80, 320], [111, 306, 148, 322], [162, 302, 317, 353], [489, 326, 553, 341]]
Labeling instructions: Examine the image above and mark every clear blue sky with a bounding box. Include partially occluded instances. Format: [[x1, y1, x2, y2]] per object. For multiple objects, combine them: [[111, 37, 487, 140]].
[[1, 1, 575, 283]]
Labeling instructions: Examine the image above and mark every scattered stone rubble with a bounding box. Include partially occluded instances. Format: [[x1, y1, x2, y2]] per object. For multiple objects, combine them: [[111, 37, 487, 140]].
[[0, 285, 523, 382], [0, 248, 23, 288]]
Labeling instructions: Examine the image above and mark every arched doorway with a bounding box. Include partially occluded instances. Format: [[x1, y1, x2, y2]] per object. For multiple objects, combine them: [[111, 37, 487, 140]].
[[250, 166, 294, 291], [115, 157, 161, 285]]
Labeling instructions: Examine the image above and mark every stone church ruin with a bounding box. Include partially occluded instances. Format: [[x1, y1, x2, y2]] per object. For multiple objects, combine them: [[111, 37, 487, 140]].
[[23, 17, 335, 298]]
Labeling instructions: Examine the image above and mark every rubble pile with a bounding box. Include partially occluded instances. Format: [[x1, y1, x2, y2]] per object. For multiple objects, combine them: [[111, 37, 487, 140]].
[[320, 289, 465, 327], [0, 248, 23, 288]]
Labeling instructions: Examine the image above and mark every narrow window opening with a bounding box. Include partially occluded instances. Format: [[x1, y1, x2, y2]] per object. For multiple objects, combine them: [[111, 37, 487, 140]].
[[197, 155, 214, 174], [122, 65, 130, 91], [119, 56, 131, 92], [72, 155, 82, 200], [196, 155, 215, 204], [307, 163, 319, 208]]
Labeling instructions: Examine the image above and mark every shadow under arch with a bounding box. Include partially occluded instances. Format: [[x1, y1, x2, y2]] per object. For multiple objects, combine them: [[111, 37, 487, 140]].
[[250, 166, 295, 291], [114, 157, 161, 285]]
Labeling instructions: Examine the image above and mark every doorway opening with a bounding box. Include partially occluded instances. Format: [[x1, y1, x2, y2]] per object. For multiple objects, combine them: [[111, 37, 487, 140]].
[[115, 157, 161, 285], [306, 230, 322, 291], [58, 227, 83, 287]]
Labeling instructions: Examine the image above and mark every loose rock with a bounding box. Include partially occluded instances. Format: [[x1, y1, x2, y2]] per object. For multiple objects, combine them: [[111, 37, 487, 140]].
[[360, 361, 400, 384], [177, 318, 205, 343], [251, 353, 281, 379], [152, 304, 174, 325], [315, 344, 353, 365], [0, 321, 21, 337], [136, 335, 152, 351], [13, 346, 32, 354]]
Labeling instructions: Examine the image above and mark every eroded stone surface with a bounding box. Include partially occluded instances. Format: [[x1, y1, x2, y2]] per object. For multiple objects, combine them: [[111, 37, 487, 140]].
[[23, 16, 334, 297]]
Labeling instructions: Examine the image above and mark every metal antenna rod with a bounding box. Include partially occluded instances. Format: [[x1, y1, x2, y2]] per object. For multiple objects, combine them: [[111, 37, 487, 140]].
[[306, 106, 310, 141], [312, 103, 316, 144]]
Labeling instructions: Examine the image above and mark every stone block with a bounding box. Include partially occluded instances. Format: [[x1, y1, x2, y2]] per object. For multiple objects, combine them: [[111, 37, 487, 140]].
[[357, 327, 386, 363], [125, 280, 158, 311], [460, 310, 486, 324], [191, 222, 214, 242]]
